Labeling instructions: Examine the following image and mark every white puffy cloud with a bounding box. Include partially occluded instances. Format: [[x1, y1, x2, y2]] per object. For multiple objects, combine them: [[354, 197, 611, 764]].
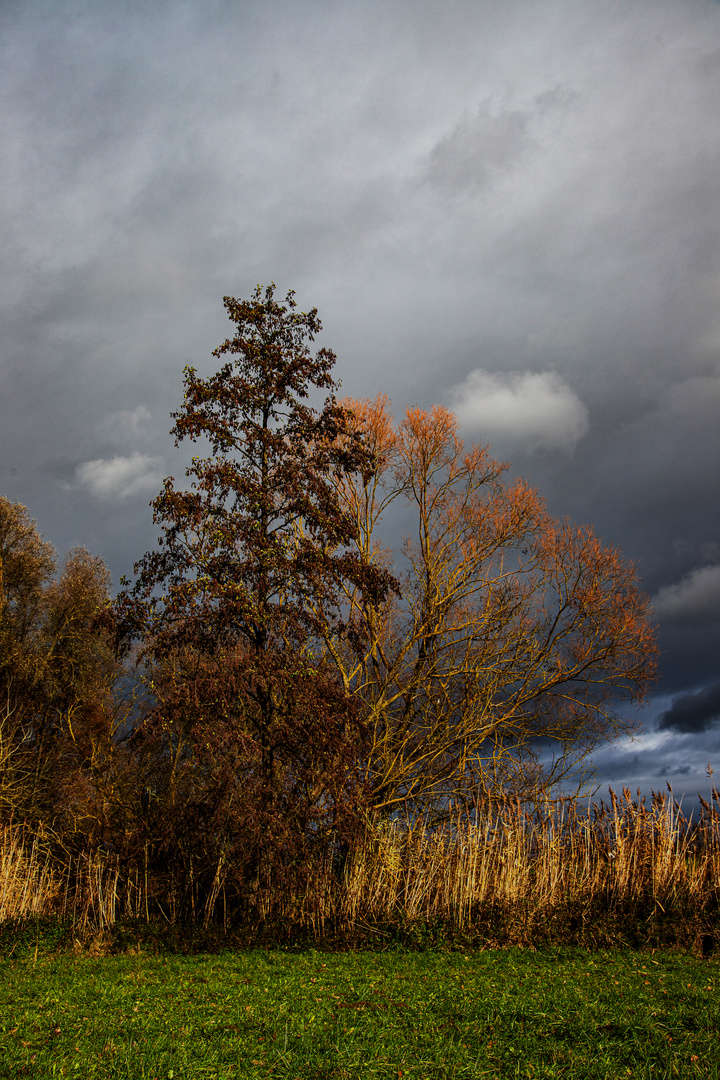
[[75, 451, 164, 500], [652, 564, 720, 624], [447, 369, 589, 452]]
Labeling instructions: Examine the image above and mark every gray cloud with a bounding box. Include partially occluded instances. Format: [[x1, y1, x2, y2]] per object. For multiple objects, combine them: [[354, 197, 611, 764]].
[[423, 102, 533, 193], [658, 682, 720, 734], [652, 564, 720, 624], [75, 452, 165, 501], [99, 406, 154, 447], [2, 0, 720, 804]]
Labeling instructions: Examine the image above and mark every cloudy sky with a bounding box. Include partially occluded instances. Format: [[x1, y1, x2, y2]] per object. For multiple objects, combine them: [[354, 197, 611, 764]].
[[2, 0, 719, 805]]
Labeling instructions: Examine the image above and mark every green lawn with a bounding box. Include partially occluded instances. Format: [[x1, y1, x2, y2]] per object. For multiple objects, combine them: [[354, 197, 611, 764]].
[[1, 937, 718, 1078]]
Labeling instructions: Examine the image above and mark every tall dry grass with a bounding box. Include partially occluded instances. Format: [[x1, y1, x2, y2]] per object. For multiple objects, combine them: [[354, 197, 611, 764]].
[[0, 823, 59, 922], [0, 823, 126, 933], [2, 786, 720, 945], [336, 787, 720, 936]]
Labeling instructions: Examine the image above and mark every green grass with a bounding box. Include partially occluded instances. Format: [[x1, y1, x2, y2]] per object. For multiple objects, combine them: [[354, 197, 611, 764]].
[[1, 935, 719, 1078]]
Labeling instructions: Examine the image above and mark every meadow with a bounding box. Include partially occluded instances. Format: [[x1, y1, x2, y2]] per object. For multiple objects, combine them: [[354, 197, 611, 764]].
[[1, 935, 719, 1078]]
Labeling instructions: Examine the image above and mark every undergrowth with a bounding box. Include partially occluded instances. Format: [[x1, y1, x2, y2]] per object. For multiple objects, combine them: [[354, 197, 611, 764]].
[[2, 786, 720, 952]]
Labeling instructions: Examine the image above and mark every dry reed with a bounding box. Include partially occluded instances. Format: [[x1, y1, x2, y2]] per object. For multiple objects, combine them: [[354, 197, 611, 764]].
[[2, 787, 720, 945], [0, 823, 60, 921]]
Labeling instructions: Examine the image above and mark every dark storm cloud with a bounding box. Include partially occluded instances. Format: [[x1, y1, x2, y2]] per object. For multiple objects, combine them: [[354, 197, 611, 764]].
[[658, 682, 720, 734], [2, 0, 720, 800], [587, 719, 720, 807]]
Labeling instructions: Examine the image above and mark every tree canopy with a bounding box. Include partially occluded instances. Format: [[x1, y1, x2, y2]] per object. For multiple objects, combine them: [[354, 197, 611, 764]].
[[318, 395, 658, 819]]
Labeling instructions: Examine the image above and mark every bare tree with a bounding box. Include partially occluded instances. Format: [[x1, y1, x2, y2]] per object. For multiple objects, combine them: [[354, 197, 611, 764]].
[[316, 396, 658, 821]]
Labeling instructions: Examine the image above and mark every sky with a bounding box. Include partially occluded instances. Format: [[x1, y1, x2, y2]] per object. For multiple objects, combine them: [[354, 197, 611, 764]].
[[2, 0, 719, 807]]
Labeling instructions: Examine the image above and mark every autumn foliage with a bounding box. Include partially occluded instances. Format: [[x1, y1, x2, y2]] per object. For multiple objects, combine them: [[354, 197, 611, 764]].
[[0, 498, 120, 833], [109, 285, 397, 912], [321, 395, 657, 821], [0, 286, 659, 932]]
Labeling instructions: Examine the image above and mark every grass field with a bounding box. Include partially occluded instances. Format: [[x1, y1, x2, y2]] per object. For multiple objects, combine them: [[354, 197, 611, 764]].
[[1, 935, 719, 1078]]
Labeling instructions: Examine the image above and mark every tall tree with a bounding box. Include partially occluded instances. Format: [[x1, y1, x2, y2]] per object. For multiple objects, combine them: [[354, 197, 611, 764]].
[[319, 396, 659, 821], [116, 286, 396, 904]]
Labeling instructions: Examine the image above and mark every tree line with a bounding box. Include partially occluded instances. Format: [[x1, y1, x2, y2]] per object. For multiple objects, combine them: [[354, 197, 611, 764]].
[[0, 284, 658, 924]]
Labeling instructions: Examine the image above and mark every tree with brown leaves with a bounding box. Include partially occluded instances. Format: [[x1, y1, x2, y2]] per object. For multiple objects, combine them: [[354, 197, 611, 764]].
[[115, 286, 397, 907], [0, 497, 118, 827], [319, 395, 658, 822]]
